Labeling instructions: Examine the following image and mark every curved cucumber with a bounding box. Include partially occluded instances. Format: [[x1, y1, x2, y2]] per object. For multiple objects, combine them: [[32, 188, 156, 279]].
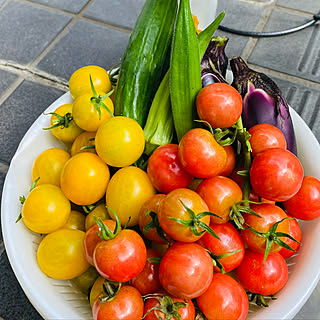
[[114, 0, 178, 127]]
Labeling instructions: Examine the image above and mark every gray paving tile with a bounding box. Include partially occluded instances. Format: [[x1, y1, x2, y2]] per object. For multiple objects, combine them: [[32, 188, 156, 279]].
[[0, 69, 19, 97], [36, 19, 130, 81], [215, 0, 267, 57], [0, 79, 65, 164], [272, 76, 320, 142], [248, 9, 320, 82], [84, 0, 145, 30], [0, 0, 5, 6], [0, 1, 71, 65], [0, 251, 43, 320], [27, 0, 89, 13], [277, 0, 318, 14]]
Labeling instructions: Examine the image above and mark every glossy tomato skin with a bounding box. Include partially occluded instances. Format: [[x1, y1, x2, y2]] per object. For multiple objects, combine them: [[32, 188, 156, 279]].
[[178, 128, 227, 178], [236, 249, 288, 296], [158, 188, 209, 242], [85, 203, 111, 231], [159, 242, 213, 299], [197, 222, 245, 273], [62, 210, 85, 231], [22, 184, 71, 234], [83, 219, 117, 265], [130, 248, 162, 296], [196, 273, 249, 320], [138, 194, 170, 244], [196, 83, 243, 129], [283, 176, 320, 220], [60, 152, 110, 206], [106, 166, 156, 227], [92, 285, 144, 320], [248, 123, 287, 157], [93, 229, 147, 283], [32, 148, 70, 186], [37, 229, 90, 280], [95, 116, 145, 167], [69, 65, 112, 99], [250, 148, 304, 202], [70, 131, 96, 157], [197, 176, 242, 224], [241, 203, 289, 254], [147, 144, 193, 193], [144, 291, 195, 320], [279, 216, 302, 259], [219, 145, 236, 177]]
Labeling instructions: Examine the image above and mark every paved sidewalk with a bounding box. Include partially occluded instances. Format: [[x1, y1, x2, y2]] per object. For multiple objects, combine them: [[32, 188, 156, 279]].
[[0, 0, 319, 319]]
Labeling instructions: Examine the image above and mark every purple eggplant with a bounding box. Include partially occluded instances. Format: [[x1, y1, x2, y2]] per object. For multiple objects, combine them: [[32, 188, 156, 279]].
[[201, 36, 229, 86], [230, 57, 297, 155]]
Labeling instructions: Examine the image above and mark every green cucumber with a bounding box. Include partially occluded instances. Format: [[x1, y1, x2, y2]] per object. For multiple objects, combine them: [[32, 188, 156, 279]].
[[114, 0, 178, 127]]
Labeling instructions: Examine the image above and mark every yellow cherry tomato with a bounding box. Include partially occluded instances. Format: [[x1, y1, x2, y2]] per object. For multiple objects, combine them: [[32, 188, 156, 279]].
[[89, 276, 105, 307], [32, 148, 70, 186], [60, 153, 110, 206], [106, 166, 156, 227], [70, 131, 96, 157], [95, 116, 145, 167], [22, 184, 71, 234], [72, 92, 114, 132], [48, 103, 84, 143], [69, 65, 112, 99], [85, 203, 110, 231], [37, 229, 90, 280], [62, 210, 85, 231]]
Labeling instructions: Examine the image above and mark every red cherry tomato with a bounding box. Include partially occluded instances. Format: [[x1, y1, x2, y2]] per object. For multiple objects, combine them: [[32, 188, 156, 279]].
[[197, 176, 242, 224], [196, 273, 249, 320], [83, 219, 117, 265], [144, 291, 195, 320], [93, 229, 146, 283], [159, 242, 213, 299], [196, 83, 243, 128], [129, 248, 162, 296], [147, 144, 193, 193], [158, 188, 209, 243], [241, 203, 289, 255], [92, 285, 144, 320], [283, 176, 320, 220], [279, 216, 302, 259], [197, 222, 245, 273], [250, 148, 304, 202], [178, 128, 227, 178], [236, 249, 288, 296], [248, 123, 287, 157]]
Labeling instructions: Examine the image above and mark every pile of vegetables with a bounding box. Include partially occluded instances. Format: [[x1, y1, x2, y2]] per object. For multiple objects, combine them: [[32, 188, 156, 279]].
[[17, 0, 320, 319]]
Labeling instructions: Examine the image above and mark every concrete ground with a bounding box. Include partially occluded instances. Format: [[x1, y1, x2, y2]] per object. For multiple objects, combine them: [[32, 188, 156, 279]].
[[0, 0, 319, 319]]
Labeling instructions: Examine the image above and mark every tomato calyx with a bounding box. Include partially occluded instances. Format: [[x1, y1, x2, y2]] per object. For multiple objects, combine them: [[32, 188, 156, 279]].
[[229, 200, 261, 230], [143, 210, 173, 245], [94, 208, 121, 240], [168, 200, 222, 240], [244, 217, 300, 263], [206, 249, 243, 274], [247, 291, 277, 308], [99, 280, 122, 303], [43, 112, 74, 130], [143, 293, 188, 320], [89, 75, 114, 120]]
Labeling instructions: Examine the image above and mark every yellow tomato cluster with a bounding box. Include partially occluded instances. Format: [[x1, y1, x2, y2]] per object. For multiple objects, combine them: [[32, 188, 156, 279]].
[[20, 65, 155, 289]]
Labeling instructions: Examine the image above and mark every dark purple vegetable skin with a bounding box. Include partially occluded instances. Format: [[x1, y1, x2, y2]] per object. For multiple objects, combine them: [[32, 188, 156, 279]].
[[230, 57, 297, 155], [201, 36, 229, 86]]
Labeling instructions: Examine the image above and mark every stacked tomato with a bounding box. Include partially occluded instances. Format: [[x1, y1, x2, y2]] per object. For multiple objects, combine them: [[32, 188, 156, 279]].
[[20, 66, 320, 320]]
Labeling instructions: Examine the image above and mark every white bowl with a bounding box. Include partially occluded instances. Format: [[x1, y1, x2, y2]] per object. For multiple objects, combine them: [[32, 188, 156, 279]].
[[2, 2, 320, 319]]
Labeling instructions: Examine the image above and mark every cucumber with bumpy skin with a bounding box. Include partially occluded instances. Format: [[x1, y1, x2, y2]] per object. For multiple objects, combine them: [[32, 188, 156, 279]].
[[114, 0, 178, 127]]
